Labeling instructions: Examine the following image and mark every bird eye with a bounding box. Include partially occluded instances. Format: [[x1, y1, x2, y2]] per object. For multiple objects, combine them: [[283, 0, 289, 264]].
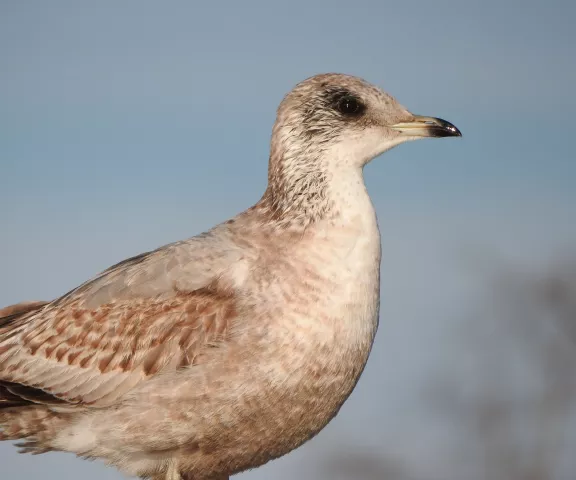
[[336, 95, 364, 116]]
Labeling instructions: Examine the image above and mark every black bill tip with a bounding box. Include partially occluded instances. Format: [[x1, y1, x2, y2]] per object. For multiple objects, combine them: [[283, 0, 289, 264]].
[[427, 117, 462, 138]]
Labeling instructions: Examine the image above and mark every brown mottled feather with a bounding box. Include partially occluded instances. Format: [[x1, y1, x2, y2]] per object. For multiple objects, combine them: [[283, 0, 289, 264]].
[[0, 286, 236, 407]]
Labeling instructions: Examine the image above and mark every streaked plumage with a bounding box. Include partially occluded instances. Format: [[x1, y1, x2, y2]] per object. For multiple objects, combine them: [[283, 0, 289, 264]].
[[0, 73, 460, 479]]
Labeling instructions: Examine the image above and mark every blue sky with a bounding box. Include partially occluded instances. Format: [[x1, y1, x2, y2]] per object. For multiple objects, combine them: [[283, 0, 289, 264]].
[[1, 1, 575, 479]]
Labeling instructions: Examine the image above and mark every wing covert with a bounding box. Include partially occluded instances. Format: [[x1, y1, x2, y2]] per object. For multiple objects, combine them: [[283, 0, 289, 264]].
[[0, 286, 236, 407]]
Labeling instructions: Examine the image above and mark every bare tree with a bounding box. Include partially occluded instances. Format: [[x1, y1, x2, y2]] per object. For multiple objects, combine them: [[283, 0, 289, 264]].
[[430, 259, 576, 480]]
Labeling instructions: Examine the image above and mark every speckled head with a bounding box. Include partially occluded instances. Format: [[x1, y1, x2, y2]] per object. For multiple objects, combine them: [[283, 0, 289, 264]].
[[261, 73, 461, 224], [272, 73, 461, 169]]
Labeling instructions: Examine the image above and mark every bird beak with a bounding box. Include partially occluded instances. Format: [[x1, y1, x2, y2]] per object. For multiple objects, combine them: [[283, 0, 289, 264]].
[[389, 115, 462, 138]]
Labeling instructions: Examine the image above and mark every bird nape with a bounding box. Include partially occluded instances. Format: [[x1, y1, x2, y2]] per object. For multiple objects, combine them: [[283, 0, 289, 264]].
[[0, 73, 460, 480]]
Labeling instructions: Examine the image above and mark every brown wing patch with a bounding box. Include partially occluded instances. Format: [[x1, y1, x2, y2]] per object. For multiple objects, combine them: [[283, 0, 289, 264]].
[[0, 287, 237, 407]]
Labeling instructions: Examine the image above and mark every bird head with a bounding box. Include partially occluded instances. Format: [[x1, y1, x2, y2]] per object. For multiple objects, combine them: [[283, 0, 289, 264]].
[[272, 73, 461, 169]]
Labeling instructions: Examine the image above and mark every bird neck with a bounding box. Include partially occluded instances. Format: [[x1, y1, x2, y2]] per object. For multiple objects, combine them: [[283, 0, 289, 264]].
[[257, 142, 372, 228]]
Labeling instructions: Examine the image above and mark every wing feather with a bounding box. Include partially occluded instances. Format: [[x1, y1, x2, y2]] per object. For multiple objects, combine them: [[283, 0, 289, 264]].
[[0, 285, 237, 407], [0, 231, 242, 409]]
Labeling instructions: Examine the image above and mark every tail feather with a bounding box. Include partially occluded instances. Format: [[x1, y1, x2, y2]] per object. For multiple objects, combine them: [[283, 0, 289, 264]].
[[0, 405, 66, 453]]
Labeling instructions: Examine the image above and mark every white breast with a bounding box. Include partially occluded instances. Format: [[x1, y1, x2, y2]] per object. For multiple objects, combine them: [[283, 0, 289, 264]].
[[313, 169, 381, 345], [254, 165, 382, 366]]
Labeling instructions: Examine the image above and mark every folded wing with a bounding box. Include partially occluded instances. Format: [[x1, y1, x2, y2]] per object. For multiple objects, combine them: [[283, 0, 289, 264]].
[[0, 240, 240, 408]]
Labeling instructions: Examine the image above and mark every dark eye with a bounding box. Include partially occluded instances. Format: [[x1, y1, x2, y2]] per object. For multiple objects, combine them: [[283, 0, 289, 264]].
[[336, 95, 364, 116]]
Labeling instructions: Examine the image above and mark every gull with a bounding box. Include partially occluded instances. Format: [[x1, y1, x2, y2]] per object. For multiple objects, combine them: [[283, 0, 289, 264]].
[[0, 73, 461, 480]]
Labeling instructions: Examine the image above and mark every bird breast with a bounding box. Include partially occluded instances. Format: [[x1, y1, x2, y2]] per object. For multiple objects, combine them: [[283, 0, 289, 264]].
[[221, 207, 382, 464]]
